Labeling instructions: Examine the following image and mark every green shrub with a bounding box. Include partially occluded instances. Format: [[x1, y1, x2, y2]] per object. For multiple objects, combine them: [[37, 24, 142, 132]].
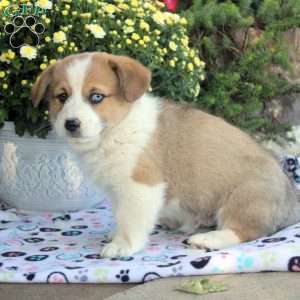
[[0, 0, 204, 137], [181, 0, 300, 139]]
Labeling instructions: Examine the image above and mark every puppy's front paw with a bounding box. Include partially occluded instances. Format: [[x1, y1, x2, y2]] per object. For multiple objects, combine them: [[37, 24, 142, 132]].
[[100, 240, 140, 258]]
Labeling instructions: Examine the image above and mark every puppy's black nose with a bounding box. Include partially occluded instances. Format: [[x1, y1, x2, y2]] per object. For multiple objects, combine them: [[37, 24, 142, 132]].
[[65, 119, 81, 133]]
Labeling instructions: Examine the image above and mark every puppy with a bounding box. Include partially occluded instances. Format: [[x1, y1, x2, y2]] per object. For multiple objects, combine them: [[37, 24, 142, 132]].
[[31, 52, 300, 257]]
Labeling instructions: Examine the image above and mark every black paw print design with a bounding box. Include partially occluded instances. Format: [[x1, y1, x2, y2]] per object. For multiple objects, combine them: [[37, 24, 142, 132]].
[[116, 269, 130, 282], [4, 16, 45, 48], [74, 269, 89, 282]]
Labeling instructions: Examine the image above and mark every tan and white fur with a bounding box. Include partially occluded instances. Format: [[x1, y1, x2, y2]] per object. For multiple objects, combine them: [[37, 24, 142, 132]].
[[32, 52, 300, 257]]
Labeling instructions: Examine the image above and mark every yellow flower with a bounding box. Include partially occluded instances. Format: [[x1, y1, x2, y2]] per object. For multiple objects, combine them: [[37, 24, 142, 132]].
[[124, 26, 134, 34], [153, 41, 159, 46], [154, 30, 161, 35], [53, 31, 66, 43], [118, 3, 129, 10], [45, 18, 51, 24], [21, 80, 28, 86], [139, 40, 145, 46], [57, 46, 64, 53], [0, 0, 9, 9], [45, 36, 51, 42], [65, 4, 70, 9], [181, 37, 188, 47], [40, 63, 47, 70], [62, 10, 68, 16], [104, 4, 116, 14], [7, 50, 15, 60], [131, 0, 139, 7], [126, 39, 132, 45], [180, 17, 188, 25], [50, 59, 56, 65], [0, 71, 5, 78], [72, 11, 78, 16], [169, 60, 176, 67], [152, 12, 165, 25], [187, 63, 194, 72], [20, 46, 37, 60], [70, 42, 75, 47], [125, 19, 134, 26], [189, 49, 195, 58], [200, 74, 205, 81], [36, 0, 53, 9], [169, 41, 177, 51], [2, 84, 8, 90], [143, 36, 151, 43], [140, 20, 150, 31], [194, 57, 202, 67], [131, 33, 140, 41], [86, 24, 106, 39]]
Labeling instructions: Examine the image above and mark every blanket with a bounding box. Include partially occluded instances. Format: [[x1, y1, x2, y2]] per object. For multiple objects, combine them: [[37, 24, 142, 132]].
[[0, 155, 299, 283]]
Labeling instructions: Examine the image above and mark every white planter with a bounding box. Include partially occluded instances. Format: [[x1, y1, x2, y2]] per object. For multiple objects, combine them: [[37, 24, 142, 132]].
[[0, 122, 103, 211]]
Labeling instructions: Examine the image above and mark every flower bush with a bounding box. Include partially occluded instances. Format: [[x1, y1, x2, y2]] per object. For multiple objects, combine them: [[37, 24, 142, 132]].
[[0, 0, 205, 137]]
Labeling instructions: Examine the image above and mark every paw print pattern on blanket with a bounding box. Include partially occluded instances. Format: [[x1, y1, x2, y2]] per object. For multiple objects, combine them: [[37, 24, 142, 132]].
[[0, 155, 300, 283]]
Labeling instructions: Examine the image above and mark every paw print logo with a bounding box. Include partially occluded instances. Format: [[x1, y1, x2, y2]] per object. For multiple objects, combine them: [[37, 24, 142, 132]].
[[4, 16, 45, 48], [116, 269, 130, 282]]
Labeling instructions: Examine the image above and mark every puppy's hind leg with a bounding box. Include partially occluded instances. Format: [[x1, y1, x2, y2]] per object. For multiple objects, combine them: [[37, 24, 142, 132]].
[[101, 181, 166, 258], [188, 179, 286, 250]]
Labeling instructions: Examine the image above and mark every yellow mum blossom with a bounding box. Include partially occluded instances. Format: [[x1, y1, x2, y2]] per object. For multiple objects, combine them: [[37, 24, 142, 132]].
[[36, 0, 53, 9], [153, 41, 159, 46], [20, 46, 37, 60], [143, 36, 151, 43], [53, 31, 66, 43], [139, 40, 145, 46], [7, 51, 14, 60], [104, 4, 117, 14], [169, 60, 176, 67], [125, 19, 134, 26], [118, 3, 129, 10], [180, 17, 188, 25], [45, 36, 51, 42], [181, 37, 188, 47], [140, 20, 150, 31], [154, 30, 161, 35], [200, 74, 205, 81], [85, 24, 106, 39], [50, 59, 57, 65], [124, 26, 134, 34], [0, 71, 5, 78], [45, 18, 51, 24], [0, 0, 9, 9], [194, 57, 202, 67], [189, 49, 195, 58], [187, 63, 194, 72], [2, 84, 8, 90], [21, 80, 28, 86], [131, 0, 139, 7], [40, 63, 47, 70], [131, 33, 140, 41], [62, 10, 68, 16], [65, 4, 70, 9], [57, 46, 64, 53], [126, 39, 132, 45], [152, 12, 165, 25], [169, 41, 177, 51], [70, 42, 75, 47], [72, 11, 78, 16]]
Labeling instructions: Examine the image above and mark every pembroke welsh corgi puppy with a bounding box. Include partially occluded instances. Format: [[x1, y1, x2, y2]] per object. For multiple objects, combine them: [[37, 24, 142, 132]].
[[32, 52, 300, 257]]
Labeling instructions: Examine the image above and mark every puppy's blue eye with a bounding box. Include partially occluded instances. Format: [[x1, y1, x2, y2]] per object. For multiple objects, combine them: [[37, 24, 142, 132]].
[[89, 93, 105, 104]]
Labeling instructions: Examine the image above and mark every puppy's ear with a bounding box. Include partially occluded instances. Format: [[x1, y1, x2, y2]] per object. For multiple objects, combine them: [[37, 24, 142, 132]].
[[31, 64, 55, 107], [108, 55, 151, 102]]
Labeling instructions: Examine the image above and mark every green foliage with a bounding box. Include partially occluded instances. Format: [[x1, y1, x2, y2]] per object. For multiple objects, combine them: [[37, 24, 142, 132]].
[[182, 0, 300, 138], [0, 0, 204, 137]]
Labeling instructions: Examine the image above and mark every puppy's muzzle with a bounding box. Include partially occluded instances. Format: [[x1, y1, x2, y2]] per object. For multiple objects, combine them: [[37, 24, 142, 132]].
[[65, 118, 81, 133]]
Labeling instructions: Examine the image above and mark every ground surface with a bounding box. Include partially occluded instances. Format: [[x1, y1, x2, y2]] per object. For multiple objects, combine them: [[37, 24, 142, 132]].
[[1, 272, 299, 300]]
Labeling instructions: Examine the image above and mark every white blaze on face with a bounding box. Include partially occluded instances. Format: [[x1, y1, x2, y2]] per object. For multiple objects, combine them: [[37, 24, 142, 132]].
[[54, 55, 105, 139]]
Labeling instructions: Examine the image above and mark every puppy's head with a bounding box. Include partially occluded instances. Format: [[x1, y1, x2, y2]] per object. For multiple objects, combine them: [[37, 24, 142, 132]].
[[31, 52, 151, 139]]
